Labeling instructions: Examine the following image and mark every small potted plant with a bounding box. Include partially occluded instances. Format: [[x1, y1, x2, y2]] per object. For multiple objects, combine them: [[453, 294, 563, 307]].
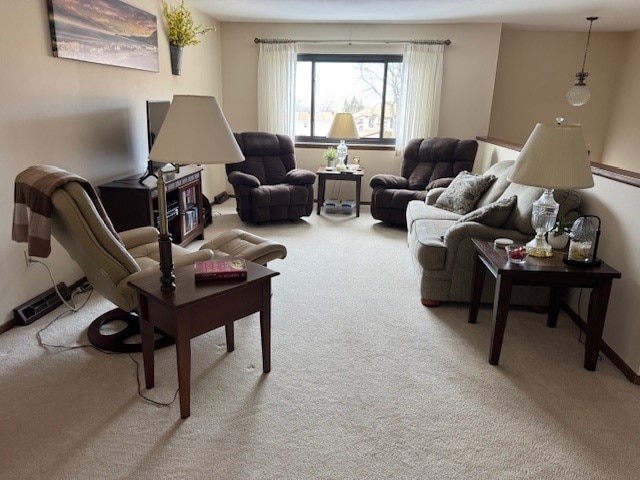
[[323, 147, 338, 168], [547, 215, 573, 250], [162, 0, 215, 75]]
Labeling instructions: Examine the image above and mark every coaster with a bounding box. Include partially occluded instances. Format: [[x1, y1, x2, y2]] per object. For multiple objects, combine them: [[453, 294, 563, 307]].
[[494, 238, 514, 249]]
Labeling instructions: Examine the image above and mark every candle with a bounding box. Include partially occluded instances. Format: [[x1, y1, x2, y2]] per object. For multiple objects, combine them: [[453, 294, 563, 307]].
[[569, 240, 592, 262]]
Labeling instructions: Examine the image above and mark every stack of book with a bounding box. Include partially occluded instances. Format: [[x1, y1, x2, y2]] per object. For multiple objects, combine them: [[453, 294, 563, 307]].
[[194, 258, 247, 282]]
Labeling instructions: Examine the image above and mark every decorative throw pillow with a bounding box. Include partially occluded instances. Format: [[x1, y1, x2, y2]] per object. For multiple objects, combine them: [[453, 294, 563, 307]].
[[455, 196, 517, 228], [434, 171, 496, 214]]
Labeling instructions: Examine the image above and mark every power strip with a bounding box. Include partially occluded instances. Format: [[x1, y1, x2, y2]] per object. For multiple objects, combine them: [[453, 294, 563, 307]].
[[214, 191, 229, 204], [13, 283, 71, 326]]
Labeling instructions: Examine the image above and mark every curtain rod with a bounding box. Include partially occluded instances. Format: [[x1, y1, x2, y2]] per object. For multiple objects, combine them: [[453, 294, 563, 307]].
[[253, 38, 451, 46]]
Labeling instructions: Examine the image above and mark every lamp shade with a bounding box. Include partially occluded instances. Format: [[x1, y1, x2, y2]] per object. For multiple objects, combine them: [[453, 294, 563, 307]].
[[327, 113, 359, 139], [508, 122, 593, 189], [149, 95, 244, 165]]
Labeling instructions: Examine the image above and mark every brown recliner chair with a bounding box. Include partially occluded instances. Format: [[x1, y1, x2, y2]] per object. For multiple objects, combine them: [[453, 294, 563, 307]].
[[226, 132, 316, 223], [370, 137, 478, 227]]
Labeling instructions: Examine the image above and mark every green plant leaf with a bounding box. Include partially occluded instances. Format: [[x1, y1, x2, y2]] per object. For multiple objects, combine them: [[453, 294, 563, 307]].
[[162, 0, 214, 47]]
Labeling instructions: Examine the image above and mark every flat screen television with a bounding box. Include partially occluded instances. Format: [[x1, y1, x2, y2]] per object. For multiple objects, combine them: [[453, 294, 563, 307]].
[[140, 100, 171, 182]]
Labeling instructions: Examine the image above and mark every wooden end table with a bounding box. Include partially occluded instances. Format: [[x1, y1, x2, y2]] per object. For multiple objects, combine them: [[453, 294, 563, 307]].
[[468, 239, 621, 371], [316, 166, 363, 217], [128, 260, 279, 419]]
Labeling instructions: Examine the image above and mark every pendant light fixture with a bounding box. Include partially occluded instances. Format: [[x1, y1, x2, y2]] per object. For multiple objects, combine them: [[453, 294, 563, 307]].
[[566, 17, 599, 107]]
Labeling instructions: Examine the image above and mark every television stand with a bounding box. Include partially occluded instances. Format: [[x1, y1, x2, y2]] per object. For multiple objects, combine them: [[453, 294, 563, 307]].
[[139, 160, 158, 183], [99, 165, 205, 247]]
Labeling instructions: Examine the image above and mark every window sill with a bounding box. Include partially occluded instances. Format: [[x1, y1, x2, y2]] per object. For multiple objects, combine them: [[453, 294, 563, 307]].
[[295, 141, 395, 151]]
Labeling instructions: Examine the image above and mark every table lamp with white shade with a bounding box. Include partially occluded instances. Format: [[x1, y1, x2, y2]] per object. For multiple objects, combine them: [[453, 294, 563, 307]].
[[327, 113, 359, 171], [149, 95, 244, 291], [507, 119, 593, 258]]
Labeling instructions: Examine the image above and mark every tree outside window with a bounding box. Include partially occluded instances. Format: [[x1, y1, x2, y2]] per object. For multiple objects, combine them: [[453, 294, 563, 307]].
[[295, 54, 402, 145]]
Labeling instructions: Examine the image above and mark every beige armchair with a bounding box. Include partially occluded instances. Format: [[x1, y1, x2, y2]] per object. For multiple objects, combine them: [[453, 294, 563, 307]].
[[51, 182, 290, 351], [14, 165, 287, 353], [51, 181, 214, 352]]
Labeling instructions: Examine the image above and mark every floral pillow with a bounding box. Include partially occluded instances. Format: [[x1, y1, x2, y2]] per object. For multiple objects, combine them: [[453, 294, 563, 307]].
[[434, 171, 496, 214], [455, 196, 517, 228]]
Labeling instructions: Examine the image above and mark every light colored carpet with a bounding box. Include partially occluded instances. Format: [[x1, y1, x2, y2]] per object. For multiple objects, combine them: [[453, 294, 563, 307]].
[[1, 200, 639, 480]]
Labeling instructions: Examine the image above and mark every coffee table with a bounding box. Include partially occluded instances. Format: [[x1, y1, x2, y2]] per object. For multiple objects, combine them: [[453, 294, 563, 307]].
[[468, 239, 621, 371], [316, 166, 363, 217], [129, 260, 279, 419]]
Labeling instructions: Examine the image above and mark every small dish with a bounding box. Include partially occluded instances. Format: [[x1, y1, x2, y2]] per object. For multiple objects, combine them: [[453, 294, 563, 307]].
[[494, 238, 514, 249], [505, 244, 528, 264]]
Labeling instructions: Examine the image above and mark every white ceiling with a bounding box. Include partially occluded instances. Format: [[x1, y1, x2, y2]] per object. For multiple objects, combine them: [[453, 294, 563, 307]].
[[191, 0, 640, 32]]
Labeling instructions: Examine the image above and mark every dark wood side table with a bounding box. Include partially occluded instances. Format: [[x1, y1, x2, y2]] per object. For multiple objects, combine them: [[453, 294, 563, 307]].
[[128, 260, 279, 419], [468, 239, 621, 371], [316, 166, 363, 217]]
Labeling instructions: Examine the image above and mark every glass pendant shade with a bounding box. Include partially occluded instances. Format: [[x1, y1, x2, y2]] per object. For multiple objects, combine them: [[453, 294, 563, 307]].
[[566, 83, 591, 107]]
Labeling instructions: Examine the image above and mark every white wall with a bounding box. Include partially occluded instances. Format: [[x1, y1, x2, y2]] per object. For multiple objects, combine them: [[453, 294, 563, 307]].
[[0, 1, 222, 325], [577, 177, 640, 372], [601, 29, 640, 172], [220, 22, 503, 202]]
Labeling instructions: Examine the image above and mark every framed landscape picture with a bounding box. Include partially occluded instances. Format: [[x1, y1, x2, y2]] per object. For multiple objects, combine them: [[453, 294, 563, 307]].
[[47, 0, 159, 72]]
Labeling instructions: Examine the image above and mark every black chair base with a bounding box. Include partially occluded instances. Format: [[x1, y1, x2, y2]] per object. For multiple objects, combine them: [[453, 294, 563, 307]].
[[87, 308, 174, 353]]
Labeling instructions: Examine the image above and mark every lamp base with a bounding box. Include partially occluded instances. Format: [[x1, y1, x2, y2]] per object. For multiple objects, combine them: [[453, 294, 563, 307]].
[[527, 188, 558, 258], [158, 232, 176, 291], [526, 234, 553, 258], [156, 169, 176, 292]]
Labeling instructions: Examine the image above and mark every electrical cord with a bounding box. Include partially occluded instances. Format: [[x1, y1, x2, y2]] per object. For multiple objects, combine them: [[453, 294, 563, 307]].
[[30, 258, 179, 408], [26, 257, 83, 312]]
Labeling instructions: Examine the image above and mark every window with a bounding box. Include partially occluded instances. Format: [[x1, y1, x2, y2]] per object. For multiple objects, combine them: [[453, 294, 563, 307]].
[[295, 54, 402, 145]]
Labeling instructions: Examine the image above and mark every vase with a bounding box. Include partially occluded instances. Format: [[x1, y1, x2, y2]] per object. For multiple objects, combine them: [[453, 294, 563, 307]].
[[170, 44, 183, 75], [547, 233, 569, 250]]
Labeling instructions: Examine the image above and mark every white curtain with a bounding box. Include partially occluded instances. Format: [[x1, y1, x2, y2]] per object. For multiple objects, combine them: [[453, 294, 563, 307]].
[[257, 42, 297, 138], [395, 43, 444, 154]]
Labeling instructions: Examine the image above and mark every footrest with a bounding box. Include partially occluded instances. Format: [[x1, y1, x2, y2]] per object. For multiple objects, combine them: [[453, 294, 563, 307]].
[[199, 229, 287, 265]]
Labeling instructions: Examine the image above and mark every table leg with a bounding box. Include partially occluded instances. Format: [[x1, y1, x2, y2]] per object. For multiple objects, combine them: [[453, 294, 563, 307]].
[[175, 317, 192, 419], [468, 253, 485, 324], [138, 295, 155, 389], [225, 322, 235, 352], [547, 286, 563, 328], [317, 176, 325, 214], [584, 279, 613, 371], [489, 274, 513, 366], [355, 177, 361, 217], [260, 280, 272, 373]]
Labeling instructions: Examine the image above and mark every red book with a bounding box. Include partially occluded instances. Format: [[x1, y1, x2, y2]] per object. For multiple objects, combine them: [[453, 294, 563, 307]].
[[194, 258, 247, 282]]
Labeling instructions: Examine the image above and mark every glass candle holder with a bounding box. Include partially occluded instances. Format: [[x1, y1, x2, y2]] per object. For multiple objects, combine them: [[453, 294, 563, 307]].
[[505, 244, 529, 264], [568, 240, 592, 262]]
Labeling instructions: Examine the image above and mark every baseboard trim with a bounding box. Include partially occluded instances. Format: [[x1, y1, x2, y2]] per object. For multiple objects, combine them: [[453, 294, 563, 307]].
[[0, 319, 17, 335], [561, 301, 640, 384]]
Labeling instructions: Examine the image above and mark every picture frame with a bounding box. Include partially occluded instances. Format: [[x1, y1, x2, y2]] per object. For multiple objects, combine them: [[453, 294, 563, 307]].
[[47, 0, 159, 72]]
